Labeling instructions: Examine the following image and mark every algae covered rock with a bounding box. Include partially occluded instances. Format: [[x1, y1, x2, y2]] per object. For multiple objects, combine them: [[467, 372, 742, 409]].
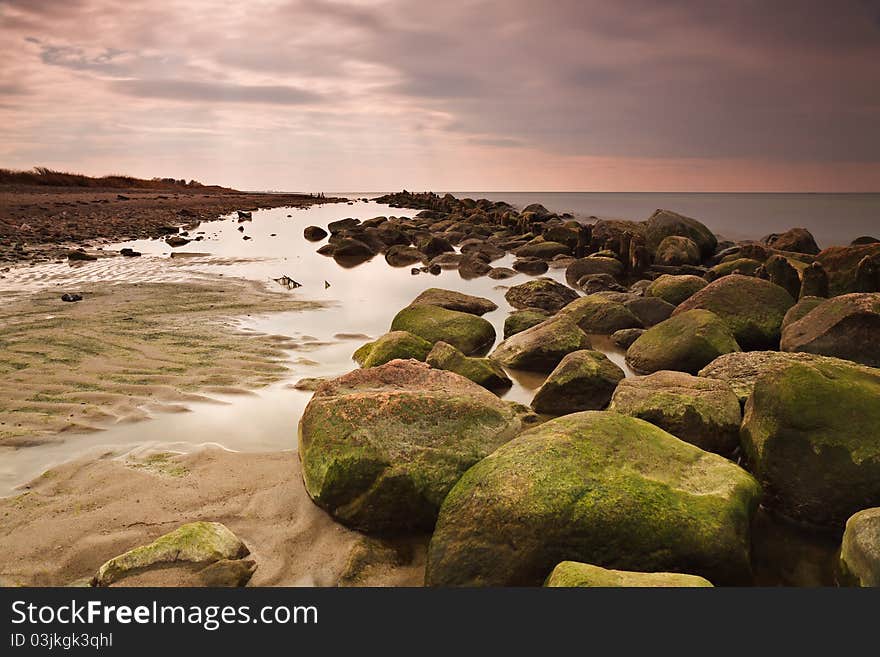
[[556, 295, 642, 334], [408, 288, 497, 316], [426, 341, 511, 391], [781, 296, 825, 330], [391, 304, 495, 355], [644, 209, 717, 258], [623, 296, 675, 327], [626, 309, 741, 375], [673, 274, 795, 349], [611, 328, 644, 349], [545, 561, 713, 588], [504, 278, 579, 313], [816, 243, 880, 295], [565, 256, 623, 287], [707, 258, 763, 281], [94, 522, 249, 586], [491, 317, 592, 372], [503, 309, 550, 339], [353, 331, 433, 367], [839, 508, 880, 587], [299, 360, 521, 533], [646, 274, 707, 306], [530, 350, 625, 415], [780, 293, 880, 367], [740, 358, 880, 529], [609, 371, 742, 456], [655, 236, 701, 266], [426, 411, 760, 586]]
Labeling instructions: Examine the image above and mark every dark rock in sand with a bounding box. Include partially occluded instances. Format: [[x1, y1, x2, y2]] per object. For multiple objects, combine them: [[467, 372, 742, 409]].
[[61, 293, 82, 302], [609, 371, 741, 456], [299, 360, 522, 533], [672, 274, 795, 350], [165, 236, 191, 248], [741, 357, 880, 529], [505, 278, 579, 313], [409, 288, 497, 316], [780, 293, 880, 367], [67, 249, 97, 261], [530, 350, 625, 415], [119, 248, 141, 257], [626, 310, 741, 375], [426, 411, 759, 586], [303, 226, 328, 241]]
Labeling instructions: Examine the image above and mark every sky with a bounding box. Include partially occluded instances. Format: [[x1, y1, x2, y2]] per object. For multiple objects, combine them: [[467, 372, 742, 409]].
[[1, 0, 879, 192]]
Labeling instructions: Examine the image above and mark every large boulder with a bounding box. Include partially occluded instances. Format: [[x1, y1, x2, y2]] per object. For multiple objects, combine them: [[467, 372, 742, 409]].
[[623, 296, 675, 327], [698, 350, 873, 405], [626, 310, 741, 375], [555, 295, 643, 334], [408, 288, 497, 315], [609, 371, 742, 456], [491, 317, 592, 372], [673, 274, 795, 349], [504, 278, 579, 313], [385, 245, 426, 267], [515, 240, 571, 259], [646, 274, 707, 306], [530, 350, 625, 415], [655, 236, 701, 266], [503, 309, 550, 339], [644, 209, 717, 258], [839, 508, 880, 587], [353, 331, 433, 368], [707, 258, 763, 281], [566, 257, 623, 287], [780, 293, 880, 367], [545, 561, 713, 587], [390, 304, 495, 355], [781, 296, 825, 331], [426, 341, 511, 391], [94, 522, 250, 587], [763, 228, 820, 255], [815, 243, 880, 295], [740, 358, 880, 529], [299, 360, 522, 533], [426, 411, 760, 586]]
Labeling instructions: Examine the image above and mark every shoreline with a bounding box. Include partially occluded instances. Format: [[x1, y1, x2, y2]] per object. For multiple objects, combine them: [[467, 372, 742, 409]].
[[0, 185, 347, 266]]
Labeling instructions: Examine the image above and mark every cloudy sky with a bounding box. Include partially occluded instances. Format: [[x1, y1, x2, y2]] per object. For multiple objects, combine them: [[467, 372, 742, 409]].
[[1, 0, 879, 191]]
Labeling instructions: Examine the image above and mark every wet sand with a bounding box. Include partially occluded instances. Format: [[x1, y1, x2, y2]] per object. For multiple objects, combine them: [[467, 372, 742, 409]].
[[0, 447, 425, 587]]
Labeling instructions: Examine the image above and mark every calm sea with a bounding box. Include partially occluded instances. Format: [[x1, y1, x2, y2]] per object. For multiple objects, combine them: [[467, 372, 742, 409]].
[[334, 192, 880, 250]]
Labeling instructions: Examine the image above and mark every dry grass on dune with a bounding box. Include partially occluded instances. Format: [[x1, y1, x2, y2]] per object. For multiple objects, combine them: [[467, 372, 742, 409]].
[[0, 167, 227, 191]]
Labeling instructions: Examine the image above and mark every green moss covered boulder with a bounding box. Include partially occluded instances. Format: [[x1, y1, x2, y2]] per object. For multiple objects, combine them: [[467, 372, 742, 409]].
[[391, 304, 496, 355], [780, 293, 880, 367], [530, 350, 625, 415], [646, 274, 707, 306], [655, 236, 701, 266], [491, 317, 592, 372], [556, 294, 643, 334], [565, 257, 624, 287], [816, 243, 880, 295], [504, 278, 579, 313], [740, 358, 880, 529], [626, 310, 741, 375], [426, 341, 511, 391], [95, 522, 249, 586], [299, 360, 522, 533], [353, 330, 433, 367], [839, 508, 880, 587], [707, 258, 763, 281], [545, 561, 713, 587], [503, 309, 550, 339], [673, 274, 795, 349], [609, 371, 742, 456], [426, 411, 760, 586], [781, 296, 825, 330]]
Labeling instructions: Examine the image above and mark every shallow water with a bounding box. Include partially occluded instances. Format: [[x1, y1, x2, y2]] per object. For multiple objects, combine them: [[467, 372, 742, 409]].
[[0, 200, 634, 496]]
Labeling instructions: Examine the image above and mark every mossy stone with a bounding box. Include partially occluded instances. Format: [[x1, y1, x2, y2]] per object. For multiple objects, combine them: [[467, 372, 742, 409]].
[[673, 274, 795, 349], [556, 295, 643, 334], [426, 341, 511, 391], [839, 508, 880, 587], [503, 309, 550, 339], [426, 411, 760, 586], [491, 317, 592, 372], [390, 304, 496, 355], [531, 350, 625, 415], [354, 331, 433, 367], [644, 209, 717, 258], [504, 278, 579, 313], [299, 360, 521, 533], [545, 561, 713, 587], [655, 236, 701, 266], [740, 358, 880, 529], [626, 309, 741, 375], [707, 258, 763, 281], [646, 274, 707, 306]]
